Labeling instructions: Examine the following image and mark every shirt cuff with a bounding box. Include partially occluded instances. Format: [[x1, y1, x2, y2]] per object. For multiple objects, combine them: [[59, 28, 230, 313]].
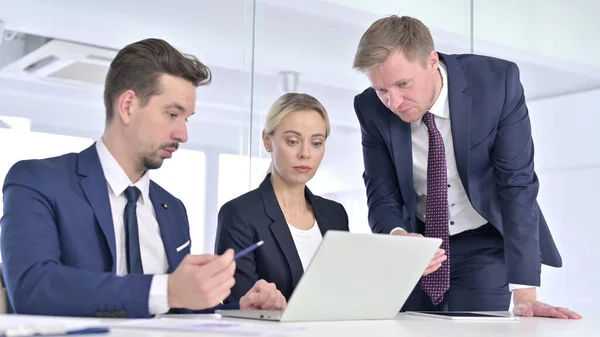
[[390, 227, 407, 235], [509, 283, 537, 292], [149, 274, 170, 315]]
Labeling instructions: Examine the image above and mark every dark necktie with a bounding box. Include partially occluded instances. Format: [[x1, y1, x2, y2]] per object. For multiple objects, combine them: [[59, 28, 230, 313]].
[[124, 186, 144, 274], [420, 112, 450, 306]]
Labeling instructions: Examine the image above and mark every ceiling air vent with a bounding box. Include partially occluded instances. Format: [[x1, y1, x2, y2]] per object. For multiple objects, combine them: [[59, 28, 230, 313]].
[[1, 39, 117, 87]]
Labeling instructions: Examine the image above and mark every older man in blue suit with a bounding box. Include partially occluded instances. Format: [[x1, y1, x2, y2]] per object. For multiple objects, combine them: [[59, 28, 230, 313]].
[[0, 38, 285, 318], [352, 15, 580, 319]]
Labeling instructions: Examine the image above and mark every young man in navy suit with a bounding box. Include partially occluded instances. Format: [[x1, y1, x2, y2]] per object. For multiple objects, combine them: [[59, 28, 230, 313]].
[[352, 15, 580, 319], [0, 38, 285, 318]]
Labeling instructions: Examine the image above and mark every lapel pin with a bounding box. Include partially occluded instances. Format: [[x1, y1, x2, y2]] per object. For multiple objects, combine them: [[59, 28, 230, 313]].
[[162, 203, 168, 209]]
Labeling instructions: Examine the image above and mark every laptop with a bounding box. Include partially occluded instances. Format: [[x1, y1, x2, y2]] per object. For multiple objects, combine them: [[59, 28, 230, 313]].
[[216, 230, 441, 322]]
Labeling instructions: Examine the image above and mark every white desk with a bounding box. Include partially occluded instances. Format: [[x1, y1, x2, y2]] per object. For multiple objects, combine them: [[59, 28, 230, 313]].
[[2, 313, 594, 337], [113, 312, 593, 337]]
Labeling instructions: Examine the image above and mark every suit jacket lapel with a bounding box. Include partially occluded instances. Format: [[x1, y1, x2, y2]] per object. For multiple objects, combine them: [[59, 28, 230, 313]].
[[387, 113, 417, 224], [150, 184, 180, 273], [440, 53, 472, 196], [77, 144, 117, 272], [259, 175, 304, 289], [305, 188, 346, 235]]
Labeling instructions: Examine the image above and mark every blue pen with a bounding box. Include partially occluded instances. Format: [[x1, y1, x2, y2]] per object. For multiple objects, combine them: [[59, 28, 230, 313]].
[[234, 240, 264, 260], [64, 328, 110, 336]]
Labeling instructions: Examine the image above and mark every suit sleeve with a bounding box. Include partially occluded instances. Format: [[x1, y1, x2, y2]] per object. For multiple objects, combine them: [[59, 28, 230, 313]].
[[354, 95, 409, 234], [492, 63, 541, 286], [171, 301, 240, 314], [0, 162, 154, 318], [182, 201, 242, 313], [215, 202, 257, 302], [340, 202, 350, 231]]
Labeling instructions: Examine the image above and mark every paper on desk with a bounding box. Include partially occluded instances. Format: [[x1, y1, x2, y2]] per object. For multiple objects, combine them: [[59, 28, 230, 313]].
[[0, 314, 106, 331], [116, 317, 305, 336]]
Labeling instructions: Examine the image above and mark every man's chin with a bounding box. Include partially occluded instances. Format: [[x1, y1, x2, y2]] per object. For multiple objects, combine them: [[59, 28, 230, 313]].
[[143, 158, 164, 171], [395, 113, 418, 123], [394, 109, 424, 123]]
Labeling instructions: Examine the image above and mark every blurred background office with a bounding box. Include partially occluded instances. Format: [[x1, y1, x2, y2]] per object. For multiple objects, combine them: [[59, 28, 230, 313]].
[[0, 0, 598, 313]]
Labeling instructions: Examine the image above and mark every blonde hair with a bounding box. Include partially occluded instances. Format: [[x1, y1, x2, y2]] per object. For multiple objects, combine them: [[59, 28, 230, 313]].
[[353, 15, 434, 71], [264, 93, 331, 174]]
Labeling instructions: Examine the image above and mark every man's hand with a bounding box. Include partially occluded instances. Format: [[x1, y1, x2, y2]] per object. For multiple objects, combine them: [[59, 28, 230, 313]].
[[240, 280, 287, 310], [391, 230, 447, 276], [167, 249, 236, 310], [513, 288, 582, 319]]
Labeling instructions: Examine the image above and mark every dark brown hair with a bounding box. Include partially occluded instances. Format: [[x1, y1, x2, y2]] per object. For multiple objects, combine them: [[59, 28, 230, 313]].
[[103, 38, 211, 124]]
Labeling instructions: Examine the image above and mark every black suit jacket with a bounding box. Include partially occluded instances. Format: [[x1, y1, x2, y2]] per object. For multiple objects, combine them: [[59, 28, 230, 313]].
[[215, 174, 349, 301]]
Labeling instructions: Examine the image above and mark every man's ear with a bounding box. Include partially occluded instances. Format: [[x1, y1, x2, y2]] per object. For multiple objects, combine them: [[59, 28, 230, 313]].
[[428, 50, 439, 69], [116, 90, 137, 125]]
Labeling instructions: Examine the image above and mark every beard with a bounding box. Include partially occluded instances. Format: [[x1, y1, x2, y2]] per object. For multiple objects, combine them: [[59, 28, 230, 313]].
[[139, 142, 179, 171], [142, 155, 163, 170]]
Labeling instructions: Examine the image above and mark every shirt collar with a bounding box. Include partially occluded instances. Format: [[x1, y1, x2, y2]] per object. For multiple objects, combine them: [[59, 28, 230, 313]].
[[412, 62, 449, 129], [96, 139, 150, 204]]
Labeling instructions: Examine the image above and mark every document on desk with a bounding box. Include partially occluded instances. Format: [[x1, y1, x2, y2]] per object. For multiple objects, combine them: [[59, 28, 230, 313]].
[[116, 317, 305, 336], [0, 314, 109, 336]]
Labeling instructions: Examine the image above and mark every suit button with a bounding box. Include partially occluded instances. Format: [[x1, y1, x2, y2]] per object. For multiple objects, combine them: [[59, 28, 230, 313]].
[[450, 221, 455, 225]]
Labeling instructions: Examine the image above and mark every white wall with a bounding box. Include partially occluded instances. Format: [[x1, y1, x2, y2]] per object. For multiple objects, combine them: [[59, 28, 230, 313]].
[[528, 88, 600, 315], [322, 0, 600, 70]]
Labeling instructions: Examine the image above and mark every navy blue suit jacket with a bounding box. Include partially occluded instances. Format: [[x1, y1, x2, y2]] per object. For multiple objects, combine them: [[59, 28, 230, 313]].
[[354, 53, 561, 287], [0, 144, 236, 318], [215, 174, 349, 301]]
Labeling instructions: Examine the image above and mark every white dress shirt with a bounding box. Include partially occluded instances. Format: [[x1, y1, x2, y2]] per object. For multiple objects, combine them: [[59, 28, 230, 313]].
[[411, 63, 488, 236], [287, 221, 323, 271], [96, 140, 170, 314], [391, 64, 533, 290]]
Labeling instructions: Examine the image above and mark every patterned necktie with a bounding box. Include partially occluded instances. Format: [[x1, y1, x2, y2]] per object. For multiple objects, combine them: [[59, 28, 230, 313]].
[[124, 186, 144, 274], [420, 111, 450, 306]]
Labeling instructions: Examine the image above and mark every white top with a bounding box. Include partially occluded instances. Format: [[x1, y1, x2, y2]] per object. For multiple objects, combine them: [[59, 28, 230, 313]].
[[287, 221, 323, 271], [96, 140, 170, 315]]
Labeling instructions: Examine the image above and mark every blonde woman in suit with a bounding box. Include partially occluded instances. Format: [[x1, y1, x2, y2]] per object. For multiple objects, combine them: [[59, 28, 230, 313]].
[[215, 93, 349, 302]]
